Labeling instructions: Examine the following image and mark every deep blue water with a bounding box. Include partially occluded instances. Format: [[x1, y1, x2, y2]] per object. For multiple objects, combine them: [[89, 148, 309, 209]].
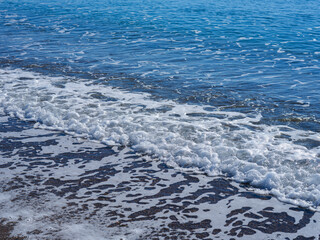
[[1, 0, 319, 132]]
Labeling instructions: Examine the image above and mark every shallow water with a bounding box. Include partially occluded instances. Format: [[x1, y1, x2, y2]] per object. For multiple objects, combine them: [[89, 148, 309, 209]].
[[1, 0, 319, 124], [1, 115, 320, 239], [0, 0, 320, 212]]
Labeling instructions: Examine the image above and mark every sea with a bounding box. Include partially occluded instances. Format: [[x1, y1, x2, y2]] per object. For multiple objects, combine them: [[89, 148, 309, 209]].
[[0, 0, 320, 239]]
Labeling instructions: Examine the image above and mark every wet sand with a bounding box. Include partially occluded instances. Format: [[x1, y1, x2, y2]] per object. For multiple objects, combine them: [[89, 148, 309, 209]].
[[0, 115, 319, 239]]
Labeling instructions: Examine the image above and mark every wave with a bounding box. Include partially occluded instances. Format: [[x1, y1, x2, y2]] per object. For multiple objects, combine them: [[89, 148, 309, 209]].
[[1, 68, 320, 208]]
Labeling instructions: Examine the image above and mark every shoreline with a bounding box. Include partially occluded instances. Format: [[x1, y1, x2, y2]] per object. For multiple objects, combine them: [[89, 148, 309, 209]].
[[1, 115, 320, 239]]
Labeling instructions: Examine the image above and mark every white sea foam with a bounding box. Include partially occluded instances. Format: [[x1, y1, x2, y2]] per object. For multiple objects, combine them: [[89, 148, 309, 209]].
[[1, 68, 320, 208]]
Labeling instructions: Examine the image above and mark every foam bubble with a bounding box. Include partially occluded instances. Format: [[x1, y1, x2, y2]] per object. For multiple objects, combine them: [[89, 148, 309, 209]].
[[1, 68, 320, 208]]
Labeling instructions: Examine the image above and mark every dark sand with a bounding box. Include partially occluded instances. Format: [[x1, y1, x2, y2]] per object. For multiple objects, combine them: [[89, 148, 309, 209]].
[[0, 115, 319, 239]]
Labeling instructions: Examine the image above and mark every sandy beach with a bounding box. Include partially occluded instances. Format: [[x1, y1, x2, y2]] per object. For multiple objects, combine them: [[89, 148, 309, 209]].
[[1, 114, 319, 239]]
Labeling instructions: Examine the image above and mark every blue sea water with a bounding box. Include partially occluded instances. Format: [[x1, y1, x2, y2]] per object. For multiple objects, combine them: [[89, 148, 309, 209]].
[[1, 0, 319, 126], [0, 0, 320, 207]]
